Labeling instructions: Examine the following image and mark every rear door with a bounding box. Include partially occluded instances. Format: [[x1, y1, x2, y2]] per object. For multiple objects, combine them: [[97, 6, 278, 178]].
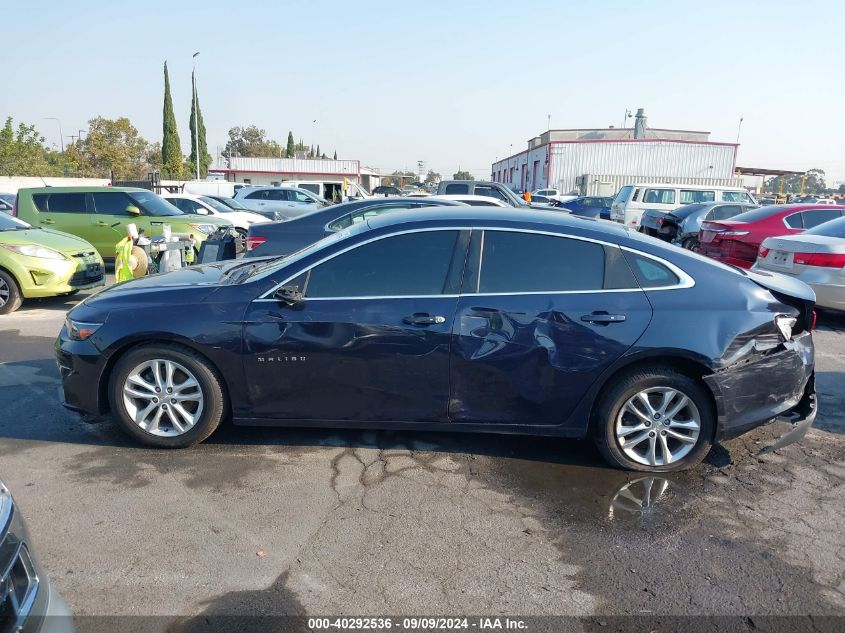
[[29, 192, 90, 238], [449, 229, 652, 425]]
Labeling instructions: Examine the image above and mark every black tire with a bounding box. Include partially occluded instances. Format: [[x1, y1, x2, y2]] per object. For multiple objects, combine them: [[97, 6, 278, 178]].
[[0, 269, 23, 315], [682, 237, 699, 251], [108, 344, 226, 448], [593, 367, 715, 472]]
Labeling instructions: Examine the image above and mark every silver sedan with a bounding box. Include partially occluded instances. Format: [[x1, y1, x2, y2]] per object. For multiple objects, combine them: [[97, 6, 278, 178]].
[[752, 215, 845, 311]]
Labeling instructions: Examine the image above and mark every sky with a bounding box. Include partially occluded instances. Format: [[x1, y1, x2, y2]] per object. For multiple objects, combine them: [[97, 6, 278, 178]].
[[2, 0, 843, 184]]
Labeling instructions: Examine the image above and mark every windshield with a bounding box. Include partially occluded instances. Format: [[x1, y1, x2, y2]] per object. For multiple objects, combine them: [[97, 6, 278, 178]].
[[805, 216, 845, 238], [128, 191, 184, 217], [200, 196, 235, 213], [215, 196, 248, 210], [0, 214, 31, 230]]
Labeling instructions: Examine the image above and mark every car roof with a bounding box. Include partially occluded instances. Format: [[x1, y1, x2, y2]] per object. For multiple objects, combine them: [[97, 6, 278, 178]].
[[17, 186, 148, 194], [365, 207, 630, 238]]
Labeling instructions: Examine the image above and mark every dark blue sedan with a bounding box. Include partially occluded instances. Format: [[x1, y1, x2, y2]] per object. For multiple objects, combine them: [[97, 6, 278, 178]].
[[57, 209, 816, 471], [558, 196, 614, 219]]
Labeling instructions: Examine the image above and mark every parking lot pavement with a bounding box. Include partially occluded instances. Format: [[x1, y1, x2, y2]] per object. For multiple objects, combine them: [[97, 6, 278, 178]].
[[0, 288, 844, 629]]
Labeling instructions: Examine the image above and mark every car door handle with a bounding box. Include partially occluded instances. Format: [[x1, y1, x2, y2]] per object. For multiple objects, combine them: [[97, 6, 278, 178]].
[[581, 312, 627, 324], [403, 313, 446, 326]]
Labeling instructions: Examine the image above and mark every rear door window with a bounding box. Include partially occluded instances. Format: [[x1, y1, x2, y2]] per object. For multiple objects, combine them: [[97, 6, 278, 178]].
[[246, 190, 269, 200], [32, 192, 87, 213], [643, 189, 676, 205], [624, 251, 680, 288], [802, 208, 843, 229], [785, 213, 803, 229], [474, 186, 508, 202], [475, 231, 605, 293]]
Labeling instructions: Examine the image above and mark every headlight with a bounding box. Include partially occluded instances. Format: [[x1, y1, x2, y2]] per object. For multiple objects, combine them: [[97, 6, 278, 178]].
[[66, 318, 103, 341], [1, 244, 68, 260], [188, 224, 217, 235], [775, 315, 798, 341]]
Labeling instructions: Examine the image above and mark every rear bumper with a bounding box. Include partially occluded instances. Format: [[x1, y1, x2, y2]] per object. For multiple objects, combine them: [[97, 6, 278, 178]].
[[705, 332, 815, 442], [697, 250, 754, 269]]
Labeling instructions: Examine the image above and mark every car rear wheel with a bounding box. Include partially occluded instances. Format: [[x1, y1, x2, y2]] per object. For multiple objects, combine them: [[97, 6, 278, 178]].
[[682, 237, 699, 251], [0, 270, 23, 315], [108, 345, 226, 448], [593, 368, 714, 472]]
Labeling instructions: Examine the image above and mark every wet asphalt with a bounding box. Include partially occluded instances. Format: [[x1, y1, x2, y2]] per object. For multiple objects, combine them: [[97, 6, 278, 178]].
[[0, 284, 844, 631]]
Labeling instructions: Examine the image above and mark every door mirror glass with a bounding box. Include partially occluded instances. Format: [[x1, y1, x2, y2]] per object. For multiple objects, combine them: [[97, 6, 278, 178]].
[[274, 285, 305, 308], [125, 205, 141, 216], [195, 206, 209, 215]]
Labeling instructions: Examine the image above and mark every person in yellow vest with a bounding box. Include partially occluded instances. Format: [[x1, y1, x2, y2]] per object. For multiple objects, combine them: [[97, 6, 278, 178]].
[[523, 190, 532, 203], [114, 223, 148, 282]]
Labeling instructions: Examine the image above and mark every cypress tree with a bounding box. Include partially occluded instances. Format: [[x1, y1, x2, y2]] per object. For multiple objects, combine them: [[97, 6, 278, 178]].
[[333, 150, 337, 160], [161, 62, 182, 179], [188, 69, 211, 178], [316, 144, 320, 158], [286, 131, 295, 158]]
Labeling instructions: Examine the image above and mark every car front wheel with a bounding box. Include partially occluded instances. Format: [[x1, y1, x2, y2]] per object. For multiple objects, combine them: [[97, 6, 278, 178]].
[[108, 345, 226, 448], [593, 368, 714, 472], [0, 270, 22, 315]]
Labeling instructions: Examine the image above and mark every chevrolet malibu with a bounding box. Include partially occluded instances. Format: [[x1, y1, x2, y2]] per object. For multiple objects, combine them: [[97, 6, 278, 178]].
[[56, 209, 817, 472]]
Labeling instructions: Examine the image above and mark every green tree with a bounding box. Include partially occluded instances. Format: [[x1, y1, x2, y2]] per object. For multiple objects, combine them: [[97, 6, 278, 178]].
[[160, 62, 183, 179], [452, 169, 474, 181], [223, 125, 283, 161], [186, 70, 213, 178], [764, 168, 826, 194], [286, 131, 295, 158], [382, 170, 417, 187], [424, 169, 441, 185], [66, 117, 151, 180], [0, 117, 60, 176]]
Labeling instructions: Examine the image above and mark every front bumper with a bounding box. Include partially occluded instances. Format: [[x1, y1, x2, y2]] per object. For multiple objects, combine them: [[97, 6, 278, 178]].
[[55, 327, 106, 417], [705, 332, 815, 442], [8, 256, 105, 299]]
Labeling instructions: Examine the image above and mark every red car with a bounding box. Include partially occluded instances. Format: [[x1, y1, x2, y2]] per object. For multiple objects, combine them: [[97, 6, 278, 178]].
[[698, 204, 845, 268]]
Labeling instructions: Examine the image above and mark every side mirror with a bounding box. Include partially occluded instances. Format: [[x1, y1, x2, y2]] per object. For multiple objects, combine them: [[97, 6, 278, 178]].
[[126, 205, 141, 216], [195, 207, 209, 215], [274, 285, 304, 308]]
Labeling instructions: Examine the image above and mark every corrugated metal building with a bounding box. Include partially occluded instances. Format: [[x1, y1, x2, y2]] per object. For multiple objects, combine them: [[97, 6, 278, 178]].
[[491, 110, 740, 195]]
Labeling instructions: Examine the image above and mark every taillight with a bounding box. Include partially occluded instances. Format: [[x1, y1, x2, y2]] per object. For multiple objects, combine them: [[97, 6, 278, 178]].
[[245, 236, 266, 252], [794, 252, 845, 268], [809, 310, 817, 332], [759, 246, 770, 258], [657, 216, 664, 226], [721, 230, 749, 237]]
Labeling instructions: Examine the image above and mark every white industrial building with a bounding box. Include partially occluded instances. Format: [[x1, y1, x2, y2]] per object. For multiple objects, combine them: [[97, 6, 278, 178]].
[[491, 109, 743, 196], [209, 156, 382, 192]]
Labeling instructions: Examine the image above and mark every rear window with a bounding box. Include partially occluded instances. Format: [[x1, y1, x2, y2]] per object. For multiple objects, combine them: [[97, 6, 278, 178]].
[[802, 208, 843, 229], [806, 216, 845, 238], [32, 192, 86, 213], [444, 184, 470, 195], [671, 203, 710, 219], [728, 205, 789, 223], [613, 186, 633, 205]]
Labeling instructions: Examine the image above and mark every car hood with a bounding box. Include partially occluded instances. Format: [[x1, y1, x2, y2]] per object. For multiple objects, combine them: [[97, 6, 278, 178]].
[[0, 228, 95, 253], [742, 267, 816, 302], [171, 214, 231, 226]]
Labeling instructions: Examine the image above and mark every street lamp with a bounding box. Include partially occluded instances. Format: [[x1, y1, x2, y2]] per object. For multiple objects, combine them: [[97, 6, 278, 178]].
[[192, 51, 201, 181], [44, 118, 64, 153]]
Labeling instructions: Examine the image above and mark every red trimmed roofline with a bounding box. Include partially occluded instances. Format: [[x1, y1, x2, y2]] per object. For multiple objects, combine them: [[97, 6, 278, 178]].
[[210, 169, 361, 178]]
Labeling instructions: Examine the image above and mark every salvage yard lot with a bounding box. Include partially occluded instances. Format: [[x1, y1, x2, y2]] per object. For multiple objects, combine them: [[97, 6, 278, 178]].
[[1, 286, 844, 627]]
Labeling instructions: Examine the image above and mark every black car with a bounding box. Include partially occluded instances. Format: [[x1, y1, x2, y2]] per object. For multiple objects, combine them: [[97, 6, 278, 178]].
[[245, 196, 464, 257], [57, 209, 816, 472], [372, 186, 402, 196]]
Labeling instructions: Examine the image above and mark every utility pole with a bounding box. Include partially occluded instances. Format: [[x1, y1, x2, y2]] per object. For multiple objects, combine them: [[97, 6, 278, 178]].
[[192, 51, 201, 181]]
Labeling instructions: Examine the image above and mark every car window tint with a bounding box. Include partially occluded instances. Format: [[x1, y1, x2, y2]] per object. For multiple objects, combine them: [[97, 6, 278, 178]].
[[92, 192, 135, 215], [722, 191, 748, 202], [444, 184, 469, 195], [710, 205, 742, 220], [806, 216, 845, 237], [477, 231, 605, 293], [680, 190, 715, 204], [290, 190, 312, 202], [784, 213, 803, 229], [802, 208, 842, 229], [643, 189, 676, 204], [474, 186, 507, 201], [306, 231, 459, 298], [329, 205, 415, 231], [624, 251, 680, 288], [32, 193, 86, 213], [613, 186, 633, 205], [246, 190, 268, 200]]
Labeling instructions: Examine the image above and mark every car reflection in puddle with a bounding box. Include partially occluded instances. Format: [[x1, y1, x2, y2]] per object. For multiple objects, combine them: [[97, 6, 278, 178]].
[[607, 476, 675, 519]]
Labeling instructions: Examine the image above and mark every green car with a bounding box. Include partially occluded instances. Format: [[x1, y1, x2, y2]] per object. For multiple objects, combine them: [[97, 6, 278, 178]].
[[0, 212, 105, 314], [14, 187, 231, 260]]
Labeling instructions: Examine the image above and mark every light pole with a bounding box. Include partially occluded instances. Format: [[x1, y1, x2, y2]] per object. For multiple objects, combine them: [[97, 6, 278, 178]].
[[735, 116, 744, 145], [192, 51, 201, 181], [44, 118, 64, 153]]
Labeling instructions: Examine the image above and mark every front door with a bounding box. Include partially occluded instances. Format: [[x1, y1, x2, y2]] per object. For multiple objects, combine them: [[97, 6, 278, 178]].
[[242, 229, 470, 422], [89, 191, 143, 256], [449, 229, 652, 425]]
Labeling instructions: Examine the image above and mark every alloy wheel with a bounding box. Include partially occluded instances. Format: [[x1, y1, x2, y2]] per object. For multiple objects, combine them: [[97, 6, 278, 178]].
[[615, 387, 701, 466], [122, 359, 204, 437], [0, 278, 8, 307]]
